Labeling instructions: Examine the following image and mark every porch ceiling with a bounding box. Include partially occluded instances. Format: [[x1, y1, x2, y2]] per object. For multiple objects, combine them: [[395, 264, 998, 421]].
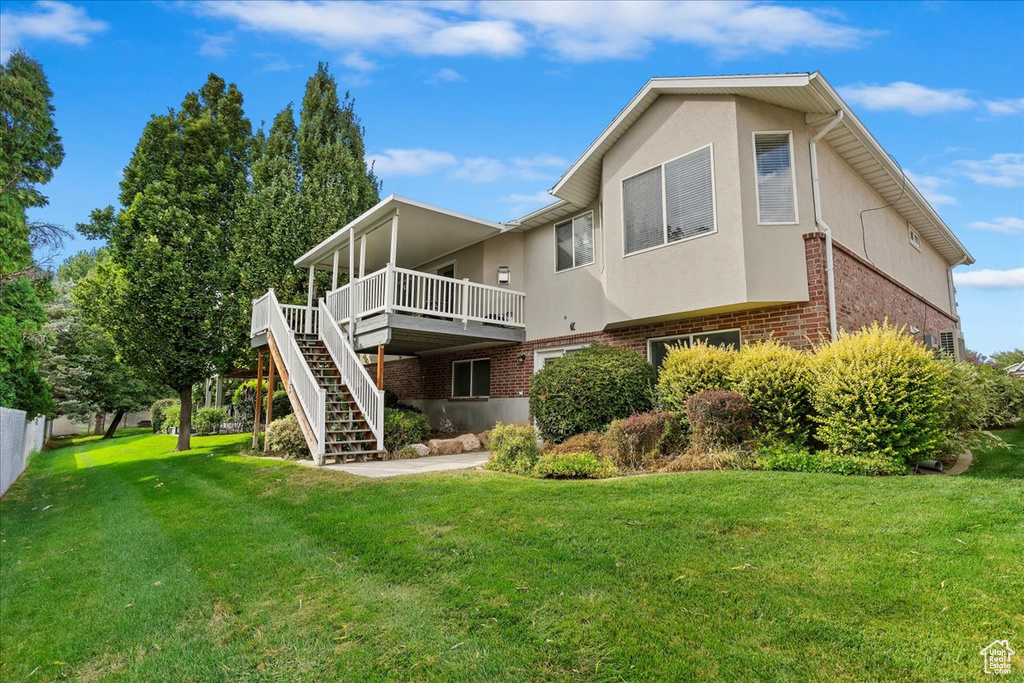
[[294, 195, 506, 273]]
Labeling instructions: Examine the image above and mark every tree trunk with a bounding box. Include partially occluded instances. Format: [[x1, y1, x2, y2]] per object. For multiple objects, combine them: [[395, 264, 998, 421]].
[[102, 410, 125, 439], [176, 387, 192, 451], [92, 412, 106, 436]]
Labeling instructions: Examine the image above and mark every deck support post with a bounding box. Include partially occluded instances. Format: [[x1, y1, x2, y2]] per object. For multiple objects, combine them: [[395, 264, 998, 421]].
[[305, 266, 315, 334], [252, 352, 264, 449], [348, 225, 355, 344], [389, 211, 399, 265], [359, 235, 367, 278], [331, 249, 340, 290], [263, 355, 277, 452], [215, 374, 222, 408], [376, 344, 385, 390]]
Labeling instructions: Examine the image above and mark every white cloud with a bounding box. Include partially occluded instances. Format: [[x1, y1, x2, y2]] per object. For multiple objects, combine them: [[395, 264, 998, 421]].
[[905, 171, 957, 206], [368, 148, 567, 183], [197, 32, 233, 58], [840, 81, 974, 115], [500, 190, 557, 214], [426, 68, 465, 85], [0, 1, 107, 59], [482, 1, 871, 60], [195, 1, 524, 58], [341, 51, 376, 72], [368, 148, 457, 177], [191, 1, 871, 64], [967, 217, 1024, 234], [984, 98, 1024, 116], [954, 268, 1024, 290], [955, 153, 1024, 188]]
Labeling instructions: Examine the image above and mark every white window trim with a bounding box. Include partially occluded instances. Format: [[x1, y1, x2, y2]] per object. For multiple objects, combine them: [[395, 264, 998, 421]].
[[752, 130, 799, 226], [435, 260, 457, 277], [553, 210, 596, 274], [533, 344, 591, 373], [451, 357, 490, 398], [646, 328, 742, 363], [621, 143, 718, 258], [908, 226, 922, 252]]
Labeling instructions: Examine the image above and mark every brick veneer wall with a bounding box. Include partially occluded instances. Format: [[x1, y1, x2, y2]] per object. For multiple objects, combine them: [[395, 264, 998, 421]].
[[381, 232, 958, 402]]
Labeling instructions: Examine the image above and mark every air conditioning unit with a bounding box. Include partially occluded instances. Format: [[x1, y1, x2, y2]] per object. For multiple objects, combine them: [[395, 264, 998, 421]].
[[939, 330, 964, 361]]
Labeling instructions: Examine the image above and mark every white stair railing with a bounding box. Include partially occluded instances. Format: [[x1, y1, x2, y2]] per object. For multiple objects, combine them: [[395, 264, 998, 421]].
[[319, 298, 385, 453], [266, 289, 326, 463], [251, 292, 270, 336]]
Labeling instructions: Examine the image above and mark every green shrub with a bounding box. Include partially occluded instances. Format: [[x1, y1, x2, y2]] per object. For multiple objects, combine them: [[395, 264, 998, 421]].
[[753, 444, 907, 476], [940, 360, 988, 458], [150, 398, 179, 433], [265, 414, 309, 458], [232, 380, 267, 432], [657, 342, 735, 413], [811, 322, 950, 465], [978, 366, 1024, 428], [194, 407, 228, 435], [530, 344, 655, 442], [685, 390, 754, 451], [383, 408, 431, 454], [485, 422, 541, 475], [533, 452, 618, 479], [730, 340, 813, 444], [272, 390, 292, 419], [605, 412, 685, 470], [392, 445, 422, 460], [162, 402, 181, 433]]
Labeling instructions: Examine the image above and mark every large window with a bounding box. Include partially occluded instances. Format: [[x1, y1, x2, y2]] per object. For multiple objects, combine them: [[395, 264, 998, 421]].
[[647, 329, 741, 371], [753, 132, 797, 224], [555, 211, 595, 272], [452, 358, 490, 398], [623, 144, 716, 255]]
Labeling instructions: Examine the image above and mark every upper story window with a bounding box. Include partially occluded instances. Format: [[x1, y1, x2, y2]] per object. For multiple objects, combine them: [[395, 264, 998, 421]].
[[623, 144, 716, 256], [909, 226, 922, 251], [555, 211, 595, 272], [753, 132, 797, 225]]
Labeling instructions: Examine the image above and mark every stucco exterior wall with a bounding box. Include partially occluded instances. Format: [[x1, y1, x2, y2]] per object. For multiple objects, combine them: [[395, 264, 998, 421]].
[[815, 141, 954, 315], [415, 240, 485, 282]]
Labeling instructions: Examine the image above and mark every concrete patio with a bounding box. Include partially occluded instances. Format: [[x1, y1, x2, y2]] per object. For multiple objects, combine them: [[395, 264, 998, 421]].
[[298, 451, 491, 478]]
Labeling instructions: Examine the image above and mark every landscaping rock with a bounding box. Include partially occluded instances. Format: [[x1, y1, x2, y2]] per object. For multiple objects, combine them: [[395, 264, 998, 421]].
[[455, 433, 482, 452], [409, 443, 430, 458], [477, 430, 491, 449], [427, 438, 464, 456]]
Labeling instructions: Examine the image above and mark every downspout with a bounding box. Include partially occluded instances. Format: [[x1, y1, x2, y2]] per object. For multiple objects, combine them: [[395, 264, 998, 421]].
[[809, 110, 844, 340]]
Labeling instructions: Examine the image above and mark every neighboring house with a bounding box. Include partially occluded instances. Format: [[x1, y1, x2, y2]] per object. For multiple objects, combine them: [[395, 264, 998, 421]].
[[1005, 361, 1024, 378], [249, 72, 974, 464]]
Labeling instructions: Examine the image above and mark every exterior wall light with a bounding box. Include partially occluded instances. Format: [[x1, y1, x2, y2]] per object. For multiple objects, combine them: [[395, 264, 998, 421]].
[[497, 266, 511, 285]]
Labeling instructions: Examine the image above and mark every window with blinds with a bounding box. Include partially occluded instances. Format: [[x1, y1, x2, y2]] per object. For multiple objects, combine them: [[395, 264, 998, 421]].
[[754, 132, 797, 224], [555, 211, 595, 272], [623, 145, 716, 255]]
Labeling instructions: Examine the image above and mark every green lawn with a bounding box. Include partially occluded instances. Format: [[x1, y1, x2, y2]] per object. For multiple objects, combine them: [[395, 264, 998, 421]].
[[1, 429, 1022, 682]]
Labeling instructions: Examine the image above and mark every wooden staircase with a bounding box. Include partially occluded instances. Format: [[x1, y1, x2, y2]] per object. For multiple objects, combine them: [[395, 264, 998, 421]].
[[294, 334, 384, 463]]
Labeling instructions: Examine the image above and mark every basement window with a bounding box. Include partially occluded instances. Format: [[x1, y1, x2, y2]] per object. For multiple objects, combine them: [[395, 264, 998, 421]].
[[452, 358, 490, 398], [647, 329, 741, 371]]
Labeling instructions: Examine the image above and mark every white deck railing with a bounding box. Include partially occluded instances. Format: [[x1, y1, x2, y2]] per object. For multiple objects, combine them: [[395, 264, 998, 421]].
[[251, 292, 270, 336], [266, 289, 326, 463], [319, 299, 384, 452]]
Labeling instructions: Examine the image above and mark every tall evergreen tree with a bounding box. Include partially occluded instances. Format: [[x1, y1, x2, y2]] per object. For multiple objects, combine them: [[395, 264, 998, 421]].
[[79, 74, 251, 450], [0, 51, 64, 416], [298, 62, 381, 248]]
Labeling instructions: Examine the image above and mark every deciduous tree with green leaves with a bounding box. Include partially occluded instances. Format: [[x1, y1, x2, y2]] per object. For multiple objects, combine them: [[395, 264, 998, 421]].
[[0, 50, 64, 417], [79, 74, 251, 450]]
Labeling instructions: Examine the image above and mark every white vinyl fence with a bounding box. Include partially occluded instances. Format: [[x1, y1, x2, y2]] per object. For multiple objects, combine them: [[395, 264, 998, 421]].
[[1, 407, 46, 498]]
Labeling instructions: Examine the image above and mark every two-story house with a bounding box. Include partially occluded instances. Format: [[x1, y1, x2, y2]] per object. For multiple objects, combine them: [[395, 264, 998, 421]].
[[248, 72, 974, 464]]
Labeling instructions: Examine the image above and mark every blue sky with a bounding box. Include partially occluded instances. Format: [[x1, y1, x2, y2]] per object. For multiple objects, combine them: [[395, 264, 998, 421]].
[[2, 0, 1022, 355]]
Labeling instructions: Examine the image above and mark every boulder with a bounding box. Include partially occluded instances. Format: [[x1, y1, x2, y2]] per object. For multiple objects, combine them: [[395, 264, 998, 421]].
[[455, 433, 482, 452], [409, 443, 430, 458], [427, 438, 464, 456], [476, 430, 491, 449]]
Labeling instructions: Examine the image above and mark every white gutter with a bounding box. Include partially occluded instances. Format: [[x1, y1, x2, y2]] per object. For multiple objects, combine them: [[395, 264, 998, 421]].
[[809, 110, 844, 340]]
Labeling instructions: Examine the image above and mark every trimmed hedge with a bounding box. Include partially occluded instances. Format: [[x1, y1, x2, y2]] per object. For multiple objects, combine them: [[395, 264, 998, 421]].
[[657, 342, 734, 413], [530, 344, 655, 443], [265, 414, 309, 458], [150, 398, 180, 434], [812, 322, 950, 464], [195, 407, 228, 435], [485, 423, 541, 475], [730, 340, 813, 444], [383, 408, 431, 454], [533, 452, 618, 479], [753, 444, 907, 476], [162, 403, 181, 433], [978, 365, 1024, 428]]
